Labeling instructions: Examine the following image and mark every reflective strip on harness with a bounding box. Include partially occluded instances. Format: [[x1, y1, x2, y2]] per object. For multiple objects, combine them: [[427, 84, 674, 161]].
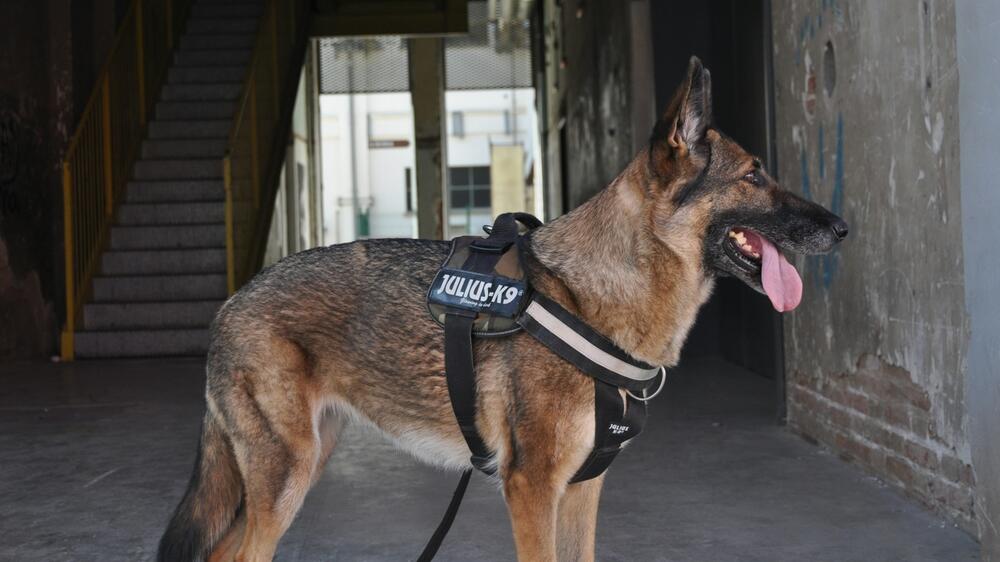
[[517, 292, 661, 395], [522, 300, 660, 383]]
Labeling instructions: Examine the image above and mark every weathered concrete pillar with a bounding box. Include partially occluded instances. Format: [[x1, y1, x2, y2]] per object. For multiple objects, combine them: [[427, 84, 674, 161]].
[[408, 38, 446, 240]]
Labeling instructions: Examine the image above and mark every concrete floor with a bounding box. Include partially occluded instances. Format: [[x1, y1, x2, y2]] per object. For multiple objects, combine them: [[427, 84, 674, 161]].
[[0, 356, 978, 562]]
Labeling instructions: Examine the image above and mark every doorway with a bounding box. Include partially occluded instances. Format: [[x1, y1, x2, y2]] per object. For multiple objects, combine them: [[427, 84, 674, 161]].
[[649, 0, 785, 418]]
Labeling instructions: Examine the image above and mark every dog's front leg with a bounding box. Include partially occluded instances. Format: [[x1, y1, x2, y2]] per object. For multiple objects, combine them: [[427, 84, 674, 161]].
[[504, 470, 560, 561], [556, 475, 604, 562]]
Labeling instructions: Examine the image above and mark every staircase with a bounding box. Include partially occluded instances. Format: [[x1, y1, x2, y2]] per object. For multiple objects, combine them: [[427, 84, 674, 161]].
[[74, 0, 263, 358]]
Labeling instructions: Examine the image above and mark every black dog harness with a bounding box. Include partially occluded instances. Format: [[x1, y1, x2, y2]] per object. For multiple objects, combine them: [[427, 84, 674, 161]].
[[417, 213, 665, 561]]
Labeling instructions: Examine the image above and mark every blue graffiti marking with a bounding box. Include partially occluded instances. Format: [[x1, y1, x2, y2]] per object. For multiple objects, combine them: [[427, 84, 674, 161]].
[[821, 112, 845, 289], [831, 112, 844, 217], [801, 114, 846, 290], [818, 123, 825, 180], [800, 144, 821, 289]]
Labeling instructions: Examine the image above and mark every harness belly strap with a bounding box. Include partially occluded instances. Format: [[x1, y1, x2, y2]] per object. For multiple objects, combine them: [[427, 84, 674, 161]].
[[443, 310, 496, 475]]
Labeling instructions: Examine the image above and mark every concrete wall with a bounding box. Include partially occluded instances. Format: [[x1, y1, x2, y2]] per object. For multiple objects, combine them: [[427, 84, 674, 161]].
[[0, 1, 119, 360], [1, 2, 72, 359], [772, 0, 976, 533], [538, 0, 640, 211], [955, 0, 1000, 556]]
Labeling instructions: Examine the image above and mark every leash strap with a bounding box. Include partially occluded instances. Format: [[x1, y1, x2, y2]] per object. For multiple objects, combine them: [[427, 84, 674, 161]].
[[416, 469, 473, 562]]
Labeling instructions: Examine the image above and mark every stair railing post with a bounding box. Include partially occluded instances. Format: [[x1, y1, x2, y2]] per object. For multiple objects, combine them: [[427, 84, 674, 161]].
[[61, 163, 76, 361], [101, 76, 114, 216]]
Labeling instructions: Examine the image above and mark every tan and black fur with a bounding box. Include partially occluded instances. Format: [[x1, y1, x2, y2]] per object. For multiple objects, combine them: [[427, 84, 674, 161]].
[[158, 57, 847, 562]]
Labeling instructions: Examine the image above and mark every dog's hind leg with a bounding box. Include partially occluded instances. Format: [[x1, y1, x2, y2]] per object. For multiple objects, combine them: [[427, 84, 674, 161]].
[[210, 338, 330, 562], [555, 476, 604, 562], [208, 411, 343, 562]]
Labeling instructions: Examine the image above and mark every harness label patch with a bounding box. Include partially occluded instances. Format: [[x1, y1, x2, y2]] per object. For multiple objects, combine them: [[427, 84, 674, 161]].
[[609, 423, 630, 435], [429, 268, 525, 317]]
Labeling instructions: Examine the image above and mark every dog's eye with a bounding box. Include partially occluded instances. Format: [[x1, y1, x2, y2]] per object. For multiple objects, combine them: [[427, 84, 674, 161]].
[[743, 171, 763, 187]]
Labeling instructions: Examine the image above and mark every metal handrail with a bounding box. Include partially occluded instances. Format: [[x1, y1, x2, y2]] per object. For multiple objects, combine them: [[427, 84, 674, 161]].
[[60, 0, 192, 360], [222, 0, 310, 294]]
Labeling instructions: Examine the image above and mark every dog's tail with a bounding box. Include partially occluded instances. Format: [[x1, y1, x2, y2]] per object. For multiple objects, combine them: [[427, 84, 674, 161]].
[[158, 412, 242, 562]]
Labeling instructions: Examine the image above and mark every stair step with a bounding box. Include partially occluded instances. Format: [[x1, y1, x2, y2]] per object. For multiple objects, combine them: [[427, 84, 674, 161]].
[[110, 224, 226, 250], [155, 101, 235, 120], [92, 274, 228, 302], [74, 329, 211, 358], [175, 49, 251, 67], [161, 83, 243, 102], [142, 139, 227, 159], [168, 66, 246, 84], [101, 248, 226, 275], [179, 33, 256, 50], [186, 18, 258, 34], [83, 300, 223, 330], [133, 158, 222, 180], [148, 120, 230, 139], [126, 180, 225, 203], [190, 4, 263, 19], [118, 201, 225, 225]]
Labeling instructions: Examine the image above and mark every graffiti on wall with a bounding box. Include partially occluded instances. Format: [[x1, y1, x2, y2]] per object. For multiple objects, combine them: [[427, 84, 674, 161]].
[[794, 0, 848, 291]]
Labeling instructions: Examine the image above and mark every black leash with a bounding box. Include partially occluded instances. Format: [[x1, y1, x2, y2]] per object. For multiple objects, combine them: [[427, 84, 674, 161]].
[[416, 469, 473, 562]]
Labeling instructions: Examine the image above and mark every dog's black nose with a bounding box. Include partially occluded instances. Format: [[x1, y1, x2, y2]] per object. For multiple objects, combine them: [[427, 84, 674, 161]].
[[830, 218, 849, 241]]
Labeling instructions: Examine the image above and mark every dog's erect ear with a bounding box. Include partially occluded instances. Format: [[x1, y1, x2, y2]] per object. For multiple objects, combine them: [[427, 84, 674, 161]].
[[664, 57, 713, 153]]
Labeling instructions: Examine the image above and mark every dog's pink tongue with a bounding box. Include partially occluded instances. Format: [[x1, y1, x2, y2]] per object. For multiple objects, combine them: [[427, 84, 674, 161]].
[[759, 236, 802, 312]]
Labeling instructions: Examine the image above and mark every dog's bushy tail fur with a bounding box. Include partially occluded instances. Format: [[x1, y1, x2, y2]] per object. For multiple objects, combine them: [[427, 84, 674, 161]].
[[158, 413, 242, 562]]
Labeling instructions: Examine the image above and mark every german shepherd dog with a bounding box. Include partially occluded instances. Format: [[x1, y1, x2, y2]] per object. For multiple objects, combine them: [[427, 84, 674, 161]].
[[158, 57, 847, 562]]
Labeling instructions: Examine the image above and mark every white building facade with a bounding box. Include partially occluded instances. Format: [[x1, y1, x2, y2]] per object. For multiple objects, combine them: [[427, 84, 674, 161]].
[[319, 87, 539, 244]]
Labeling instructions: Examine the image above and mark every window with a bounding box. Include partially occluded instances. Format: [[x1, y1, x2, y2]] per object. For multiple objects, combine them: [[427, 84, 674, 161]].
[[449, 166, 491, 209], [452, 111, 465, 138]]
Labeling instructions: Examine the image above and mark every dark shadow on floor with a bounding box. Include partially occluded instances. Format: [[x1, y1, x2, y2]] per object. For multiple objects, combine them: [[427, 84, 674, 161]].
[[0, 357, 978, 561]]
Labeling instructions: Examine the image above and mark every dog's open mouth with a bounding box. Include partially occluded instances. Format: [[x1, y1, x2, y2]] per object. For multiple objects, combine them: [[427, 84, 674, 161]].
[[724, 228, 803, 312]]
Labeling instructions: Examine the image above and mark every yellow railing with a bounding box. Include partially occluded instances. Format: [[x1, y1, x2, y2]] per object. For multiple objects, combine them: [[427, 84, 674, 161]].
[[223, 0, 310, 293], [60, 0, 192, 359]]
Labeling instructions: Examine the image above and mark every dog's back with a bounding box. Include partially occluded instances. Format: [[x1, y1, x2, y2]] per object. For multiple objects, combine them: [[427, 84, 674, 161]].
[[208, 238, 451, 379]]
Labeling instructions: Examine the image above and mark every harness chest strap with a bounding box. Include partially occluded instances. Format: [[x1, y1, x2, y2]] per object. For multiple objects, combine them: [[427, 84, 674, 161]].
[[516, 291, 662, 482], [443, 290, 663, 481], [517, 292, 662, 395]]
